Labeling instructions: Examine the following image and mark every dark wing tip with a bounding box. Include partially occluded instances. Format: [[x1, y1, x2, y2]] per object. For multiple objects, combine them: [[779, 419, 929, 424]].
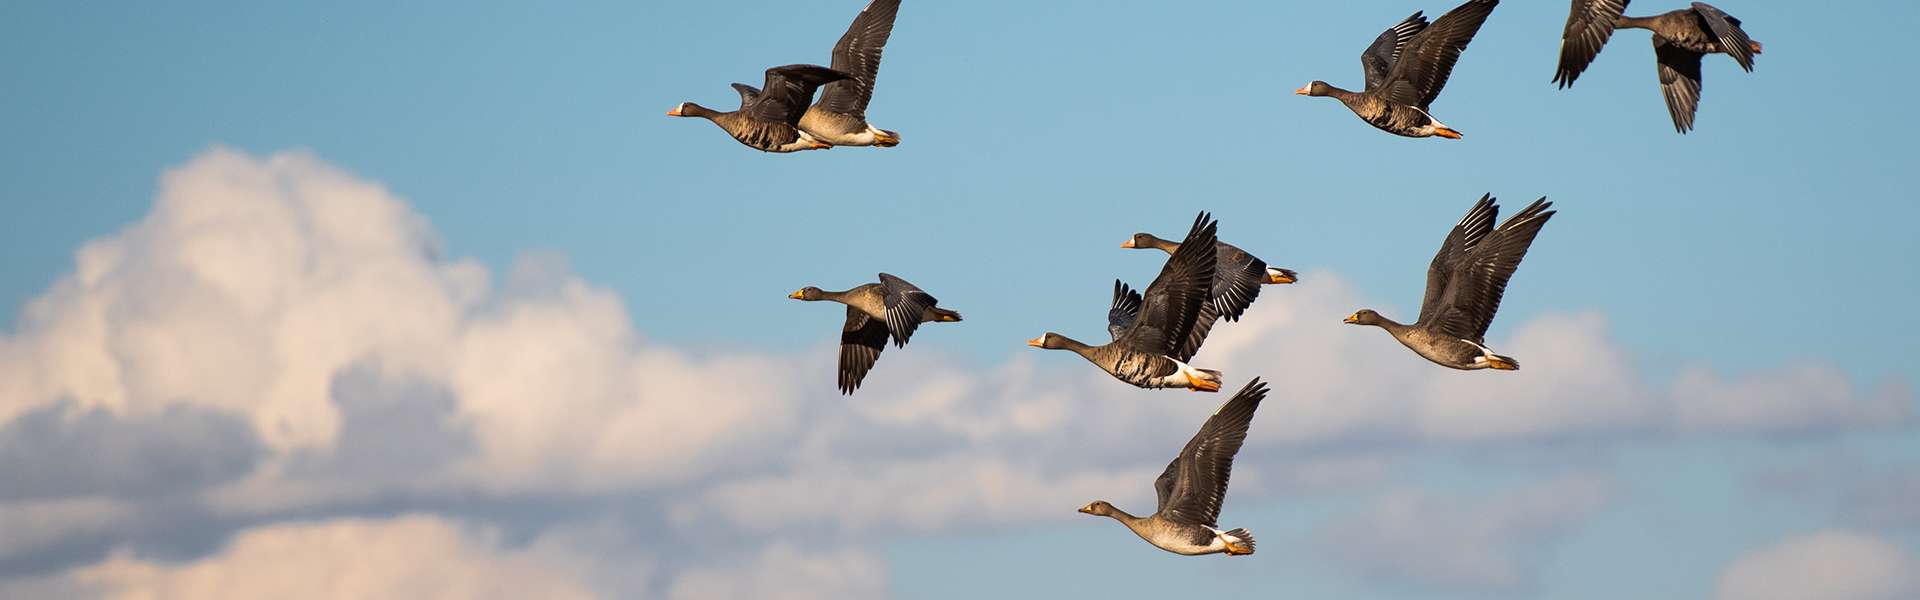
[[1238, 377, 1269, 403]]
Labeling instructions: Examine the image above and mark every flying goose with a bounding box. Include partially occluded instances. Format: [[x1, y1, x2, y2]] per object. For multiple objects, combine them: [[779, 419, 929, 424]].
[[1554, 1, 1762, 133], [1029, 213, 1223, 392], [732, 0, 903, 147], [1079, 378, 1267, 556], [1123, 231, 1296, 355], [790, 273, 961, 394], [1296, 0, 1500, 139], [1344, 195, 1554, 370], [669, 64, 850, 153]]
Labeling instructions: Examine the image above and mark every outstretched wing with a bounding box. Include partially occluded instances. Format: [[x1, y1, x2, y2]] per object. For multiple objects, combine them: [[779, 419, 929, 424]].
[[1691, 2, 1754, 72], [1158, 378, 1268, 526], [1363, 11, 1429, 91], [814, 0, 903, 118], [838, 307, 890, 394], [1429, 199, 1555, 341], [1380, 0, 1500, 108], [1108, 279, 1144, 341], [744, 64, 851, 124], [1209, 242, 1269, 323], [877, 272, 937, 348], [1654, 39, 1705, 134], [1554, 0, 1630, 87], [1418, 194, 1498, 325], [731, 83, 762, 106], [1117, 213, 1218, 358]]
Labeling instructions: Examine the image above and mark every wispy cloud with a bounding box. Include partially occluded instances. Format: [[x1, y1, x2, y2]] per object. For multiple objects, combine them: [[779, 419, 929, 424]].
[[1314, 474, 1617, 593]]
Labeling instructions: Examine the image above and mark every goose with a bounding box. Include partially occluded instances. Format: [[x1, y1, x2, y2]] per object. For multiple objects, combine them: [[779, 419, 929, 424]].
[[1029, 213, 1223, 392], [1104, 279, 1205, 364], [1296, 0, 1500, 139], [669, 64, 851, 153], [1079, 378, 1267, 556], [1123, 231, 1296, 354], [789, 273, 961, 394], [1344, 195, 1554, 370], [1553, 1, 1762, 133], [731, 0, 903, 147]]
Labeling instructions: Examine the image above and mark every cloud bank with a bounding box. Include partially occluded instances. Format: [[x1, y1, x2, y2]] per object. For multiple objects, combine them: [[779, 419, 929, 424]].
[[0, 148, 1910, 597]]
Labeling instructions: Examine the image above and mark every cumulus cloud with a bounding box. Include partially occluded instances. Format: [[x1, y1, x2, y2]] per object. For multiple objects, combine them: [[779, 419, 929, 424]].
[[0, 498, 133, 563], [1199, 288, 1911, 445], [72, 515, 599, 600], [0, 403, 260, 502], [1716, 531, 1920, 600], [1315, 474, 1617, 592], [0, 147, 1909, 596]]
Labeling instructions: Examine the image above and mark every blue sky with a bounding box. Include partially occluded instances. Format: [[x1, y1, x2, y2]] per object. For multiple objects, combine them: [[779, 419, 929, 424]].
[[3, 1, 1917, 598]]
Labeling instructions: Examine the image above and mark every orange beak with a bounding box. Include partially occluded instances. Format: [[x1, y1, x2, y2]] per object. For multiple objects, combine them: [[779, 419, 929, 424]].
[[1120, 239, 1136, 249], [1294, 85, 1311, 95], [1026, 337, 1044, 347], [1343, 313, 1360, 324], [667, 107, 682, 117]]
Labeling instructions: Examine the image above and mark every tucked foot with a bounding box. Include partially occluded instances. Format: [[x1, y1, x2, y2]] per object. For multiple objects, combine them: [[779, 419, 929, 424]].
[[1184, 368, 1223, 392], [1750, 40, 1764, 54], [1266, 267, 1298, 285], [873, 130, 901, 146], [1433, 125, 1463, 139], [1462, 338, 1518, 370], [1485, 354, 1519, 370], [1219, 528, 1256, 556]]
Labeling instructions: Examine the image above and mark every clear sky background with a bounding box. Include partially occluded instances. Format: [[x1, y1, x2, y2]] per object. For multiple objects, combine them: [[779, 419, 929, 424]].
[[2, 1, 1917, 598]]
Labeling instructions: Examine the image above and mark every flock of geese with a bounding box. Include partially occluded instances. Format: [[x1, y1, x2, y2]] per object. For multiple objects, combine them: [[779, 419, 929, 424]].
[[679, 0, 1751, 558], [668, 0, 1764, 151]]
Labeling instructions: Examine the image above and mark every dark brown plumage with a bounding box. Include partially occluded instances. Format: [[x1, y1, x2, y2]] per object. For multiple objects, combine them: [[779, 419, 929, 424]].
[[1117, 232, 1296, 362], [1554, 1, 1762, 133], [1345, 195, 1555, 370], [669, 64, 851, 153], [1030, 213, 1224, 392], [734, 1, 904, 147], [790, 273, 961, 394], [1078, 378, 1266, 556], [1297, 0, 1500, 139], [806, 0, 904, 147]]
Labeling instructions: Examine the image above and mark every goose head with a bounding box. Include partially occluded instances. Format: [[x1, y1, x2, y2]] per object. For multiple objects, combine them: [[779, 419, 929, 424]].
[[1121, 233, 1167, 250], [788, 286, 825, 301], [1295, 81, 1334, 97], [1077, 500, 1116, 517], [666, 102, 715, 118], [1026, 332, 1067, 349]]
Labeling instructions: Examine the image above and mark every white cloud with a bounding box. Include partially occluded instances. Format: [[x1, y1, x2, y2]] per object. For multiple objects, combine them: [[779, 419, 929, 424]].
[[0, 147, 1911, 596], [1717, 531, 1920, 600], [1315, 474, 1617, 592], [1674, 365, 1914, 435], [0, 147, 799, 502], [73, 515, 599, 600], [666, 543, 887, 600]]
